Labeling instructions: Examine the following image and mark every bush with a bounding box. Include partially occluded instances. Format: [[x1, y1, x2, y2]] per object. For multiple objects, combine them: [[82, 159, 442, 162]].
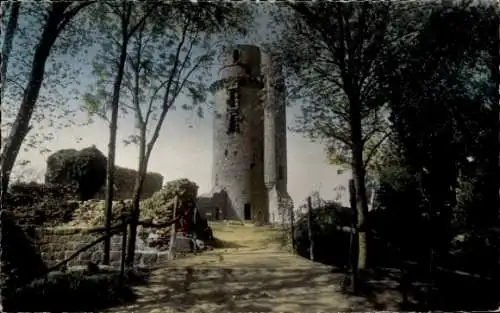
[[1, 213, 48, 307], [140, 178, 199, 223], [45, 145, 107, 201], [113, 166, 164, 200], [68, 199, 134, 227], [3, 271, 136, 312], [293, 201, 353, 268], [69, 179, 199, 227], [5, 181, 79, 227], [68, 178, 211, 239]]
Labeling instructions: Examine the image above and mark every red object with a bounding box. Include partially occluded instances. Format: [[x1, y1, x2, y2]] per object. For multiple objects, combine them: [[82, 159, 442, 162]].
[[179, 216, 190, 235]]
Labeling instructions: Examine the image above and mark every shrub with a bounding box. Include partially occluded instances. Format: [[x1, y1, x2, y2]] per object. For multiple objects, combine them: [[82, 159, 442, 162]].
[[69, 178, 199, 226], [68, 199, 133, 227], [1, 213, 48, 307], [293, 201, 353, 268], [140, 178, 199, 223], [3, 271, 136, 312], [112, 166, 164, 200], [5, 181, 79, 227], [68, 178, 209, 239], [45, 145, 107, 201]]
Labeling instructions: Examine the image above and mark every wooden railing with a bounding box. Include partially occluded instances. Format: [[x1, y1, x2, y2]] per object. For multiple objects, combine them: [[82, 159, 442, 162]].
[[46, 207, 193, 278]]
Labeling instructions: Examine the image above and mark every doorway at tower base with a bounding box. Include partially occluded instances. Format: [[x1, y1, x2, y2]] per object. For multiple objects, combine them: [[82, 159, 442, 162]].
[[196, 189, 248, 222], [267, 186, 294, 225], [197, 186, 293, 224]]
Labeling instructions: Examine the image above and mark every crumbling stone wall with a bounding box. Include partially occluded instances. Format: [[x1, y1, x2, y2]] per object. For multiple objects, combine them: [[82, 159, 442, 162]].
[[34, 227, 170, 268], [46, 146, 163, 201], [94, 166, 164, 200]]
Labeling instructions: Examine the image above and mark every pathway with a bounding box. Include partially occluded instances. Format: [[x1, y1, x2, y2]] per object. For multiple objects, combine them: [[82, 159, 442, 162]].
[[105, 222, 402, 312]]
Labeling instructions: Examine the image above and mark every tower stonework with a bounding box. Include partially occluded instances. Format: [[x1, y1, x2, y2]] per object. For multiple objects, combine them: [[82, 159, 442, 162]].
[[261, 50, 292, 224], [197, 44, 292, 224]]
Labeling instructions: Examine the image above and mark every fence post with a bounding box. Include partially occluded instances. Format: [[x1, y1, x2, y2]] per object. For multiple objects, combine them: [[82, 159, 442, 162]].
[[290, 203, 296, 253], [167, 196, 178, 261], [307, 196, 314, 262], [120, 214, 128, 278]]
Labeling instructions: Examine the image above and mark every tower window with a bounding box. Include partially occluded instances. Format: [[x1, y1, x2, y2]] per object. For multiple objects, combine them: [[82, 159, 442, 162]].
[[226, 89, 241, 134], [278, 165, 284, 180], [224, 149, 228, 157], [233, 49, 240, 63]]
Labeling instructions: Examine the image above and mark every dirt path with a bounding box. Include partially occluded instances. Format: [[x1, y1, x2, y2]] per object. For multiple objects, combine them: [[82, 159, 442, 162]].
[[106, 222, 401, 312]]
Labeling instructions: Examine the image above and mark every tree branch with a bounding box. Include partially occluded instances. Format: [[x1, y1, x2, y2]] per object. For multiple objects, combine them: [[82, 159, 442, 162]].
[[143, 17, 190, 161], [126, 3, 159, 40], [57, 1, 96, 33], [363, 131, 391, 169], [4, 78, 26, 93], [131, 25, 145, 126], [171, 31, 198, 97]]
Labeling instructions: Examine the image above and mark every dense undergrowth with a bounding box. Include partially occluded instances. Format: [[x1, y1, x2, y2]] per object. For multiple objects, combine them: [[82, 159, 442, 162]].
[[2, 176, 207, 312]]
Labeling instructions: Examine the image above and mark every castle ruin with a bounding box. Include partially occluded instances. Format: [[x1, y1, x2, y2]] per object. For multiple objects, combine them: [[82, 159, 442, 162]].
[[197, 44, 292, 224]]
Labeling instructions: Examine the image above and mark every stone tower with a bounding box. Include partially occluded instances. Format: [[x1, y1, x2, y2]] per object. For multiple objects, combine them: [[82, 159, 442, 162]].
[[199, 44, 291, 223], [261, 50, 292, 224]]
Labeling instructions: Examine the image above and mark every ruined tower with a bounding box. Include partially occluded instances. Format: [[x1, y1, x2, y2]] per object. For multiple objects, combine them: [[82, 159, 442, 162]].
[[261, 50, 292, 224], [199, 44, 291, 223]]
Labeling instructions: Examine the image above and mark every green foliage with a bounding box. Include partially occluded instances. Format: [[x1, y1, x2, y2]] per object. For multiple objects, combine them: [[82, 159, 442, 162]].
[[5, 181, 79, 226], [270, 2, 397, 170], [365, 1, 499, 283], [84, 1, 253, 138], [294, 200, 354, 268], [111, 166, 164, 199], [141, 178, 199, 223], [69, 199, 133, 227], [1, 2, 96, 158], [69, 178, 199, 228], [4, 271, 136, 312], [0, 213, 48, 306], [45, 145, 107, 201]]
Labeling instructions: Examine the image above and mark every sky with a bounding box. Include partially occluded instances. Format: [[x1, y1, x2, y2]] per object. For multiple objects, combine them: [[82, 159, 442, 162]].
[[4, 3, 353, 208]]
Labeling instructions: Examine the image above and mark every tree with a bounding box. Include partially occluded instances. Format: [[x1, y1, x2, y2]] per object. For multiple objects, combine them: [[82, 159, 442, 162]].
[[122, 2, 252, 266], [84, 2, 253, 266], [1, 1, 94, 204], [270, 2, 409, 271], [1, 1, 20, 80], [83, 1, 160, 265], [382, 1, 499, 282]]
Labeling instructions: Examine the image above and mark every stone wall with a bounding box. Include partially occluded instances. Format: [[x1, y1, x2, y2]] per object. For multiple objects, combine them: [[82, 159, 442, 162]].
[[94, 166, 164, 200], [34, 227, 172, 268]]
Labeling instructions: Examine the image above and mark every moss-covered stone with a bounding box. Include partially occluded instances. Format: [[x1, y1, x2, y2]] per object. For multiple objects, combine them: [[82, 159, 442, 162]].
[[45, 145, 107, 201]]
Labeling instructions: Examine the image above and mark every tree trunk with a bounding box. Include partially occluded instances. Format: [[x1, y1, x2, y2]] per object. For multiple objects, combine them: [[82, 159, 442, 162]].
[[1, 1, 20, 80], [350, 98, 370, 270], [103, 15, 130, 265], [348, 178, 360, 294], [0, 5, 63, 204], [290, 203, 296, 252], [306, 196, 314, 262], [167, 199, 178, 260], [125, 126, 147, 266]]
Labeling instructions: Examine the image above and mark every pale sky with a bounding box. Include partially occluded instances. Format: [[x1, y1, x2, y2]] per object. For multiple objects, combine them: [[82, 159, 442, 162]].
[[4, 3, 353, 208], [13, 104, 352, 207]]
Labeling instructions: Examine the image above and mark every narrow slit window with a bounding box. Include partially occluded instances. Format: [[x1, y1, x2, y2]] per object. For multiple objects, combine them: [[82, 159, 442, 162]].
[[233, 49, 240, 63], [226, 89, 241, 134]]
